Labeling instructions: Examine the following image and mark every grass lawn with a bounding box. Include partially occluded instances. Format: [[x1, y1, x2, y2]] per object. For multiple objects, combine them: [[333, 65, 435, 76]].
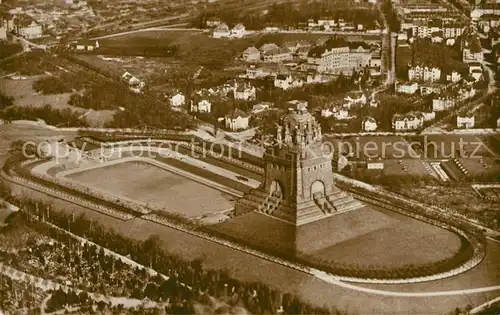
[[65, 160, 236, 218], [457, 157, 500, 180], [324, 135, 417, 160], [310, 206, 462, 268], [406, 134, 499, 159], [99, 30, 381, 71], [382, 159, 432, 177]]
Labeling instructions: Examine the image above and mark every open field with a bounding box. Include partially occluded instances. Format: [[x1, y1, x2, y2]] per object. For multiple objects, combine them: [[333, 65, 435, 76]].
[[312, 207, 462, 267], [406, 134, 500, 159], [457, 157, 500, 180], [0, 76, 115, 127], [382, 159, 431, 177], [65, 160, 235, 217], [4, 179, 500, 314], [324, 135, 417, 160]]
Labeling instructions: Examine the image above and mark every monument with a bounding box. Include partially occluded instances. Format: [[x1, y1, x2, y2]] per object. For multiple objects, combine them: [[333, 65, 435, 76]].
[[223, 101, 367, 254]]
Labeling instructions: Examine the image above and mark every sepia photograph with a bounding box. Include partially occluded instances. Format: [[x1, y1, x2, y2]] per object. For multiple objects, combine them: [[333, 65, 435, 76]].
[[0, 0, 499, 313]]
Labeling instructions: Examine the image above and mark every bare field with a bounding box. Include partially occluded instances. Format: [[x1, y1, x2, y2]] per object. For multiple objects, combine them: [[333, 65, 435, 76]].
[[312, 207, 462, 268], [65, 160, 236, 217]]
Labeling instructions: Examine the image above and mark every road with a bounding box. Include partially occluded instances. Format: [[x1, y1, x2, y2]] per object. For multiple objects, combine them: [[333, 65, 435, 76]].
[[90, 26, 203, 40]]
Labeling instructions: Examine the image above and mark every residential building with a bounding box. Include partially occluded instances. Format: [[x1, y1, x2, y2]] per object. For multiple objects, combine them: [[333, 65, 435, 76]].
[[332, 107, 350, 120], [233, 83, 256, 101], [0, 27, 6, 40], [191, 100, 212, 113], [420, 83, 445, 95], [348, 42, 372, 69], [231, 24, 246, 38], [274, 74, 303, 90], [206, 18, 222, 28], [13, 14, 42, 39], [170, 92, 185, 108], [422, 112, 436, 122], [392, 112, 424, 131], [433, 95, 457, 111], [445, 70, 462, 83], [259, 43, 280, 54], [74, 39, 99, 51], [262, 48, 291, 63], [306, 37, 350, 73], [283, 40, 311, 53], [225, 109, 250, 131], [362, 116, 377, 132], [242, 47, 261, 62], [295, 46, 311, 60], [306, 73, 331, 84], [431, 31, 444, 43], [408, 63, 442, 83], [252, 102, 273, 115], [462, 34, 483, 63], [395, 81, 419, 94], [457, 115, 475, 128], [213, 23, 231, 38], [344, 90, 367, 106], [244, 65, 273, 79]]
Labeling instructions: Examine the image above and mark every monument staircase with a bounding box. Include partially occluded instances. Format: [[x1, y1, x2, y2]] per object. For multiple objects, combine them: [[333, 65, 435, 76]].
[[235, 188, 282, 216]]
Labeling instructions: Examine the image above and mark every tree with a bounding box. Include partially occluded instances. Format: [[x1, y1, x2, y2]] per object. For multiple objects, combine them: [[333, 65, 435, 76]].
[[0, 92, 13, 110]]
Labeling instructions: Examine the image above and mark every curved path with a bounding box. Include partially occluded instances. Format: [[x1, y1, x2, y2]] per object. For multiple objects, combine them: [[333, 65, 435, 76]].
[[314, 270, 500, 297]]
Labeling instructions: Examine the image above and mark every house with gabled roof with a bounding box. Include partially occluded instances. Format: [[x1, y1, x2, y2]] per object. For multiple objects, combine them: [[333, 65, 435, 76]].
[[457, 115, 474, 128], [362, 116, 377, 132], [213, 23, 231, 38], [242, 46, 261, 62], [225, 108, 250, 131], [392, 112, 424, 131], [74, 39, 99, 51], [462, 33, 483, 63], [13, 14, 42, 39]]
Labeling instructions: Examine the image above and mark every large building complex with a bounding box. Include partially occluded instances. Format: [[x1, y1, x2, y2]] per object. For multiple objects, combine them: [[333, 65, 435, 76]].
[[305, 38, 371, 73]]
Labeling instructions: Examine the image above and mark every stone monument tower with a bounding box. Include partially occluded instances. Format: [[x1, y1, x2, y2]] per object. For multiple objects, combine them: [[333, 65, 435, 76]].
[[232, 101, 364, 253]]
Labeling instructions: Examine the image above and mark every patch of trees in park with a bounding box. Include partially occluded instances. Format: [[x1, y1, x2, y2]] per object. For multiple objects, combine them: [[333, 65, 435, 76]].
[[380, 0, 400, 33], [0, 189, 340, 315], [0, 105, 90, 127], [1, 51, 57, 76], [0, 42, 23, 60], [0, 92, 14, 110], [32, 76, 72, 95]]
